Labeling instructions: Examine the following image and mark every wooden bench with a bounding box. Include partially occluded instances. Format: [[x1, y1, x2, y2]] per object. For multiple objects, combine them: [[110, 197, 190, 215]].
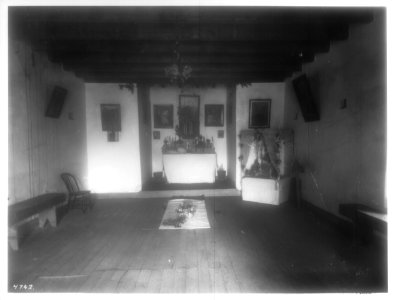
[[8, 193, 66, 250], [339, 203, 387, 244]]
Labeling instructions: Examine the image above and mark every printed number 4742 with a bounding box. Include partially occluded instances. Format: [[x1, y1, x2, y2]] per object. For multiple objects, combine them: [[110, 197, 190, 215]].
[[13, 284, 34, 291]]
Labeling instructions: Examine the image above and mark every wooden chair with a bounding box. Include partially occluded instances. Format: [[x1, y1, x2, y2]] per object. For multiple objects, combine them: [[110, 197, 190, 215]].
[[61, 173, 93, 213]]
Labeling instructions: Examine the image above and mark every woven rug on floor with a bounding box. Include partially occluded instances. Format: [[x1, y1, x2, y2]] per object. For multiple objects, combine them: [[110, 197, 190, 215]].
[[159, 198, 211, 230]]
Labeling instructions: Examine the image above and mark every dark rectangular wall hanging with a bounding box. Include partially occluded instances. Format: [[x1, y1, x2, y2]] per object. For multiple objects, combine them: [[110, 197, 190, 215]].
[[178, 95, 200, 138], [101, 104, 121, 132], [153, 131, 161, 139], [45, 86, 67, 118], [205, 104, 224, 127], [292, 74, 320, 122], [249, 99, 271, 128], [153, 105, 174, 128], [107, 131, 119, 142]]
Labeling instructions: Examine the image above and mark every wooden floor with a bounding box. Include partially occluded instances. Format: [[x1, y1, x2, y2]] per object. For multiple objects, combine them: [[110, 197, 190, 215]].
[[9, 196, 387, 293]]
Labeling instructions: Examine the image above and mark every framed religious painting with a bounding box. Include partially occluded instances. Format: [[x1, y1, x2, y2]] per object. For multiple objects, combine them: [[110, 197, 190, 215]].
[[101, 104, 121, 132], [178, 95, 200, 138], [249, 99, 271, 128], [153, 105, 174, 128], [205, 104, 224, 127]]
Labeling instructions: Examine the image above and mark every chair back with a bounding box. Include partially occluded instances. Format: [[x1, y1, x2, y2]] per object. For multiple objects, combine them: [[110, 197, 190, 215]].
[[61, 173, 81, 193]]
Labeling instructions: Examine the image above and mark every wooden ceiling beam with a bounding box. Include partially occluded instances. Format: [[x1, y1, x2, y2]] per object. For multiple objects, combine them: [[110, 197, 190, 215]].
[[17, 22, 337, 42], [9, 6, 373, 25], [49, 50, 314, 68], [82, 73, 289, 84], [53, 53, 301, 65], [44, 41, 328, 56], [8, 6, 374, 84], [67, 65, 300, 76], [75, 69, 292, 82]]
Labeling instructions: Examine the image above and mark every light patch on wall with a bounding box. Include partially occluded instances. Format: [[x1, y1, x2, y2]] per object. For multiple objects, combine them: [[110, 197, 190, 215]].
[[85, 83, 141, 193], [88, 164, 141, 193]]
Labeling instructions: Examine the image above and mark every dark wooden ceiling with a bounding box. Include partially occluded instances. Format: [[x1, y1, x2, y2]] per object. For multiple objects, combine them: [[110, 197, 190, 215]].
[[9, 7, 374, 85]]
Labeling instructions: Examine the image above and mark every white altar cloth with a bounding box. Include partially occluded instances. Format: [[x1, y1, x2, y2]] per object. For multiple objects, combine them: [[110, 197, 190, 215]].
[[163, 153, 217, 183]]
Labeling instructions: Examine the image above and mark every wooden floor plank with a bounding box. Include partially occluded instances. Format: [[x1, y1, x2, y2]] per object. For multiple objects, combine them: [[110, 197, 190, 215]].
[[216, 229, 241, 293], [146, 269, 163, 293], [98, 272, 122, 292], [159, 268, 176, 293], [92, 270, 117, 292], [62, 232, 111, 292], [8, 196, 387, 293], [212, 266, 226, 293], [47, 229, 93, 278], [157, 231, 180, 269], [220, 228, 260, 293], [134, 269, 152, 292], [117, 269, 140, 292], [78, 270, 104, 292], [10, 225, 63, 285], [30, 239, 79, 289], [96, 232, 130, 271], [173, 268, 187, 293], [29, 230, 72, 268], [114, 229, 145, 271], [112, 270, 126, 282], [80, 242, 112, 274], [197, 229, 213, 292], [185, 266, 199, 293], [173, 231, 189, 269], [127, 229, 157, 270]]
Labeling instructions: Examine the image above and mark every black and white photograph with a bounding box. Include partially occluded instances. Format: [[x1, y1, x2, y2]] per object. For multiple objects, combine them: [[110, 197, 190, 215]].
[[2, 1, 391, 297]]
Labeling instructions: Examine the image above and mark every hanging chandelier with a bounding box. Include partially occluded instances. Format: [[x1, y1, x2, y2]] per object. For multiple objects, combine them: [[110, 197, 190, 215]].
[[164, 41, 193, 85]]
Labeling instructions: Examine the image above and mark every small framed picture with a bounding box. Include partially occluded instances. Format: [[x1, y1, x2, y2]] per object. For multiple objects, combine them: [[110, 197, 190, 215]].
[[249, 99, 271, 128], [107, 131, 119, 142], [153, 105, 173, 128], [153, 131, 160, 140], [205, 104, 224, 127], [101, 104, 121, 132], [218, 130, 224, 138]]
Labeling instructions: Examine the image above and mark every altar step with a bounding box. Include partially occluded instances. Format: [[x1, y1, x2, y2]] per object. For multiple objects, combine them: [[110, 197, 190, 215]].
[[94, 188, 240, 200], [142, 178, 234, 191]]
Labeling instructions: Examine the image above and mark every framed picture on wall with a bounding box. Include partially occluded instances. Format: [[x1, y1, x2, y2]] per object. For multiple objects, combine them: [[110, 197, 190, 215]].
[[179, 95, 200, 138], [205, 104, 224, 127], [249, 99, 271, 128], [153, 131, 161, 139], [153, 105, 173, 128], [101, 104, 121, 132]]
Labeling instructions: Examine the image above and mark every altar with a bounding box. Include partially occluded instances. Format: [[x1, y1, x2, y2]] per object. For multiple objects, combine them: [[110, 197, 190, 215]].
[[163, 153, 217, 184]]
